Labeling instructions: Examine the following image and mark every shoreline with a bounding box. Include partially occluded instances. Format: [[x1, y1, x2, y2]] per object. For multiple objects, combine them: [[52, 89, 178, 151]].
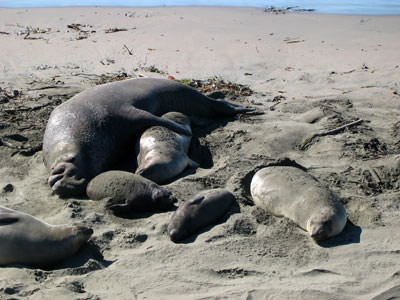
[[1, 5, 400, 16]]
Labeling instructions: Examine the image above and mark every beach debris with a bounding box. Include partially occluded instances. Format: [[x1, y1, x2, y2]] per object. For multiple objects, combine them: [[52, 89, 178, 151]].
[[264, 6, 315, 14], [0, 88, 21, 104], [95, 72, 133, 85], [147, 48, 156, 51], [0, 31, 10, 35], [142, 65, 165, 74], [284, 66, 295, 71], [105, 28, 127, 33], [76, 34, 88, 40], [286, 40, 305, 44], [67, 23, 92, 32], [123, 44, 133, 55], [168, 75, 176, 80], [244, 72, 253, 76], [299, 119, 363, 150], [177, 78, 253, 98], [125, 11, 136, 18], [100, 58, 115, 65]]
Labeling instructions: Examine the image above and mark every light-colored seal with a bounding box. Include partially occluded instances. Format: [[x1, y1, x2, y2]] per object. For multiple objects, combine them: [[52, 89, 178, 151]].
[[43, 78, 253, 197], [250, 166, 347, 241], [136, 112, 199, 184], [0, 205, 93, 268], [167, 189, 234, 242], [86, 170, 177, 215]]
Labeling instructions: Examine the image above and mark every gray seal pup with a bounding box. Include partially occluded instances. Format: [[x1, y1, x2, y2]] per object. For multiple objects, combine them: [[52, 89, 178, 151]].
[[250, 166, 347, 241], [0, 205, 93, 268], [167, 189, 234, 242], [86, 170, 177, 215], [136, 111, 199, 184], [43, 78, 254, 197]]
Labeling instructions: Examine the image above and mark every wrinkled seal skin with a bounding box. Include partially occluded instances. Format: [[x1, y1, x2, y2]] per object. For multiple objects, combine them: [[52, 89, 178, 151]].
[[43, 78, 253, 197], [136, 112, 199, 184], [167, 189, 234, 242], [86, 170, 177, 215], [0, 206, 93, 268], [250, 166, 347, 241]]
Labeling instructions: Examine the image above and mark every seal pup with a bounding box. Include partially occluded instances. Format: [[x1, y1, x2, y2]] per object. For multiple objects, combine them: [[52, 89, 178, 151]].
[[167, 189, 234, 242], [43, 78, 254, 197], [0, 205, 93, 268], [136, 112, 199, 184], [250, 166, 347, 241], [86, 170, 177, 215]]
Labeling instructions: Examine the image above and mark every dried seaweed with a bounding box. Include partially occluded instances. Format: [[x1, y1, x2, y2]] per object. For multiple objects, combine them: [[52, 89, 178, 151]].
[[177, 78, 253, 98]]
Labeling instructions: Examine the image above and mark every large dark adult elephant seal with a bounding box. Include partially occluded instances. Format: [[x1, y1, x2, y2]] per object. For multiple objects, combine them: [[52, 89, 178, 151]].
[[43, 78, 253, 197], [0, 206, 93, 268]]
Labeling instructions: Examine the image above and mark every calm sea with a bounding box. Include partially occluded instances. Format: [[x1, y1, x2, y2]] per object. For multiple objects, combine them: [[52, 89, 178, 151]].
[[1, 0, 400, 15]]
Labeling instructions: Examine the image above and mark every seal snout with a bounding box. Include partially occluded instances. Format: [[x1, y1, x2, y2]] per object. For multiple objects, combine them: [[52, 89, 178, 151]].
[[168, 229, 180, 242], [76, 226, 94, 238], [310, 226, 328, 241]]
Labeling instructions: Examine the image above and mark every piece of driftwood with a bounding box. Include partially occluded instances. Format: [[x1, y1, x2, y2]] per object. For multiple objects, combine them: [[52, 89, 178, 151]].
[[299, 119, 363, 150]]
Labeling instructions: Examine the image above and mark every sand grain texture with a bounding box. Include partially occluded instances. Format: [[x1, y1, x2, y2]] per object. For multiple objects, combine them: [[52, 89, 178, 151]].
[[0, 6, 400, 300]]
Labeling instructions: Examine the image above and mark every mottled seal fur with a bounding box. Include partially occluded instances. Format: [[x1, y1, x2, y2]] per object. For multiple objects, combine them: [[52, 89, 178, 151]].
[[167, 189, 234, 242], [0, 205, 93, 268], [136, 112, 199, 184], [43, 78, 253, 197], [250, 166, 347, 241], [86, 170, 177, 215]]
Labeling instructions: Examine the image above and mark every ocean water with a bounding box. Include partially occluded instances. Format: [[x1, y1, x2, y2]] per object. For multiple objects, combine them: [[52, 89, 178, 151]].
[[1, 0, 400, 15]]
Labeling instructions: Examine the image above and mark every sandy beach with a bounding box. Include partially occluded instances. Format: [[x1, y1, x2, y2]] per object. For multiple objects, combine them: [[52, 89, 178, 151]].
[[0, 6, 400, 299]]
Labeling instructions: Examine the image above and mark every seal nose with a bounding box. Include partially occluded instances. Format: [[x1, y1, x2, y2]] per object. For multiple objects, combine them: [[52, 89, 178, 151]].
[[168, 229, 179, 242], [76, 226, 94, 238], [310, 227, 327, 240]]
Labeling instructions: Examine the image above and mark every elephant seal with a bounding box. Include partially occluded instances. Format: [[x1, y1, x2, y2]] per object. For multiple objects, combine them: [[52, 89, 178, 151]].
[[0, 205, 93, 268], [86, 170, 177, 215], [43, 78, 253, 197], [167, 189, 234, 242], [136, 112, 199, 184], [250, 166, 347, 241]]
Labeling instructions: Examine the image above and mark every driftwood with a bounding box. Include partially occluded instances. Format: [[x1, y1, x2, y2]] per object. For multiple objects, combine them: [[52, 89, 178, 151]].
[[299, 119, 363, 150]]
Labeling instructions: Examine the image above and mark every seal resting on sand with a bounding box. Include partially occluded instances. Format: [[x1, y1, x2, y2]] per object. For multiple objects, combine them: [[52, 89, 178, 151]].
[[0, 205, 93, 268], [250, 166, 347, 241], [43, 78, 253, 197], [86, 170, 177, 215], [136, 112, 199, 184], [167, 189, 234, 242]]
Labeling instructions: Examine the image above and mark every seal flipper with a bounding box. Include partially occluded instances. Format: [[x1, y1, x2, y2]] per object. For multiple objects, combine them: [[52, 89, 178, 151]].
[[121, 107, 191, 136], [0, 213, 19, 224], [0, 206, 20, 224]]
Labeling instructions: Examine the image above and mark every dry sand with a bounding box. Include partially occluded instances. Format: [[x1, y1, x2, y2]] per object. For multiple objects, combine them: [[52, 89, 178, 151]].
[[0, 6, 400, 300]]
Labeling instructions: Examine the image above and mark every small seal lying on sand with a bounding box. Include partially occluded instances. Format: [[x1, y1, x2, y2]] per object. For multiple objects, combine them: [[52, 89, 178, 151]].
[[0, 205, 93, 268], [250, 166, 347, 241], [86, 170, 177, 215], [168, 189, 234, 242], [136, 112, 199, 184], [43, 78, 254, 197]]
